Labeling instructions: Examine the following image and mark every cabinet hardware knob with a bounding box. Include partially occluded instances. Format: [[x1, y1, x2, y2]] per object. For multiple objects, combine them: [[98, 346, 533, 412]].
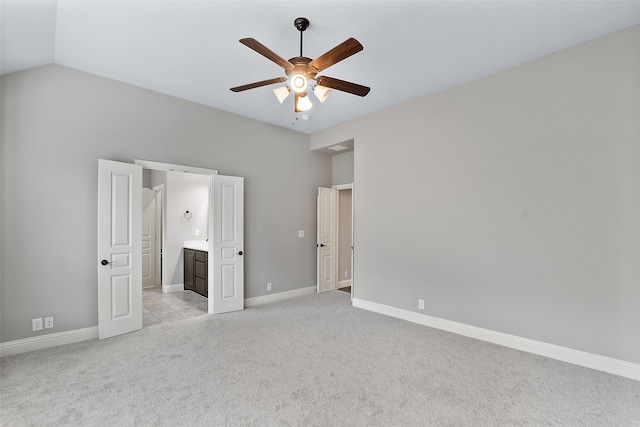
[[237, 251, 243, 256]]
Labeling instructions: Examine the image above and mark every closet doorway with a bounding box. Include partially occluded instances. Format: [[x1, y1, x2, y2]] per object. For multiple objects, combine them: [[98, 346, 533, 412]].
[[316, 183, 354, 298]]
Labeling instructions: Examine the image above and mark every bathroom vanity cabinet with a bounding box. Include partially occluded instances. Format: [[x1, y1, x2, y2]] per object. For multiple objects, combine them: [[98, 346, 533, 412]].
[[183, 248, 208, 298]]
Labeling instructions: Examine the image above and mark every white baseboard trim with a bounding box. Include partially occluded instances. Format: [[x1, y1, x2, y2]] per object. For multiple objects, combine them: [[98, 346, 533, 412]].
[[245, 286, 316, 307], [338, 280, 352, 289], [163, 283, 184, 293], [0, 326, 99, 358], [352, 298, 640, 381]]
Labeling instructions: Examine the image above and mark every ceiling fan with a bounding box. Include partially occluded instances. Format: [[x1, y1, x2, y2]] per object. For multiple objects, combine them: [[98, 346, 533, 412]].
[[230, 17, 370, 113]]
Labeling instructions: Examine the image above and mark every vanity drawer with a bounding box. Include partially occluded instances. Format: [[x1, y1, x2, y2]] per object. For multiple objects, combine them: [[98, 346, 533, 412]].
[[195, 250, 207, 262]]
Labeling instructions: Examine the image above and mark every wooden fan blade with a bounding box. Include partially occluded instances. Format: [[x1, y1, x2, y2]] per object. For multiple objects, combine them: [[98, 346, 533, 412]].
[[316, 76, 370, 97], [240, 38, 293, 70], [230, 77, 287, 92], [310, 38, 363, 72]]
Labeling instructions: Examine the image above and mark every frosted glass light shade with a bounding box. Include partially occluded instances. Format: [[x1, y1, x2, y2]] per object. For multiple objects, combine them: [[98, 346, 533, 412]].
[[273, 86, 290, 103], [313, 85, 332, 103], [290, 73, 308, 93], [296, 93, 313, 112]]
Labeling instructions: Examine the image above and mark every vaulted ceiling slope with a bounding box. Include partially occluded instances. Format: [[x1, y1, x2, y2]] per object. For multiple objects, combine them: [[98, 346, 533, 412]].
[[2, 1, 639, 134]]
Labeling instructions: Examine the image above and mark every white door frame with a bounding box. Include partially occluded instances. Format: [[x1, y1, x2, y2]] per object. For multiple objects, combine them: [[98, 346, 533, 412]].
[[134, 159, 219, 175], [333, 183, 354, 299]]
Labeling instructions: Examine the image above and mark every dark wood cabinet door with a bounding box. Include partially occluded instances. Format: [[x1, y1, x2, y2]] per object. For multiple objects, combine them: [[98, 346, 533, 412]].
[[195, 277, 206, 296], [184, 249, 195, 291], [195, 261, 205, 278]]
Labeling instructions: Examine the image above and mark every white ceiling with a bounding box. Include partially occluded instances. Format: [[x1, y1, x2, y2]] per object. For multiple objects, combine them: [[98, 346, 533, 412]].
[[2, 1, 640, 134]]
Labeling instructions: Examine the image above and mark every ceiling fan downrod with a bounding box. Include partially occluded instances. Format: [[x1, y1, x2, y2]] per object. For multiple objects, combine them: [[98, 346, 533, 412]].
[[294, 17, 309, 57]]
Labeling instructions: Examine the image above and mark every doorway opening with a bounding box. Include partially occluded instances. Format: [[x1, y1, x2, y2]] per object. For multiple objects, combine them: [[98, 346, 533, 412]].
[[98, 157, 244, 339], [141, 167, 211, 327], [335, 185, 353, 293], [316, 183, 354, 298]]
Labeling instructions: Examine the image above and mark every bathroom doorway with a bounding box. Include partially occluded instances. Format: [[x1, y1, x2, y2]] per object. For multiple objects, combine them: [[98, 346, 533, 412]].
[[98, 159, 245, 338]]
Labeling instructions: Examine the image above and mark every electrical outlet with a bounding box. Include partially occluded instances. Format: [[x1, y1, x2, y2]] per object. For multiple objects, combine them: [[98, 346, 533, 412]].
[[344, 271, 349, 278], [418, 299, 425, 310], [45, 317, 54, 329], [298, 230, 304, 238], [32, 318, 43, 331], [267, 282, 272, 291], [195, 229, 200, 237]]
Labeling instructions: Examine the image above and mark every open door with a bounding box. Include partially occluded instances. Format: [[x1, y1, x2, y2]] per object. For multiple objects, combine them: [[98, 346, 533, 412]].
[[209, 175, 245, 314], [141, 188, 157, 288], [97, 160, 142, 339], [317, 187, 337, 293]]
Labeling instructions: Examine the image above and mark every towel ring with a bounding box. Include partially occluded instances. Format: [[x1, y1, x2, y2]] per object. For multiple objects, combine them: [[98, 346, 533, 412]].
[[184, 210, 192, 220]]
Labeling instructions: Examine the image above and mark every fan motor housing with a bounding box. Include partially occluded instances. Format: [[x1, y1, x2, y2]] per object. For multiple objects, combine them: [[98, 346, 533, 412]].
[[286, 57, 317, 80]]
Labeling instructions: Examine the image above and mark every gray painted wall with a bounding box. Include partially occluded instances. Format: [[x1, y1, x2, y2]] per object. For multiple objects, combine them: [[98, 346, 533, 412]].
[[311, 26, 640, 364], [1, 64, 331, 342], [332, 151, 354, 185], [142, 169, 151, 188]]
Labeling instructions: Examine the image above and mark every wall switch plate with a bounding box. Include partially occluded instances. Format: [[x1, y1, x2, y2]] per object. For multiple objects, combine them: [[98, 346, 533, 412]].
[[194, 229, 200, 237], [344, 271, 349, 278], [45, 317, 54, 329], [418, 299, 425, 310], [32, 318, 43, 331], [267, 282, 272, 291], [298, 230, 304, 238]]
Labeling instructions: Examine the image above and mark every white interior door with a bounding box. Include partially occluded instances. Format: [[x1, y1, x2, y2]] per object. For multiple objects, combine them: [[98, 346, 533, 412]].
[[97, 160, 142, 339], [317, 187, 337, 293], [209, 175, 244, 314], [153, 185, 164, 287], [141, 188, 157, 288]]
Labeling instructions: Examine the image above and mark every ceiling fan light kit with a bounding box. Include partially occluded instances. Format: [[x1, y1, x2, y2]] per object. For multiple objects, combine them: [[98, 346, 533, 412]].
[[290, 73, 308, 93], [313, 84, 332, 103], [295, 93, 313, 112], [273, 86, 291, 104], [230, 17, 370, 115]]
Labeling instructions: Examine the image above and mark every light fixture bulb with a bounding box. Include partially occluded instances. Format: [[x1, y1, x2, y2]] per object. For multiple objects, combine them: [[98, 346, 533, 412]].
[[296, 93, 313, 112], [273, 86, 290, 103], [290, 73, 308, 94], [313, 85, 332, 103]]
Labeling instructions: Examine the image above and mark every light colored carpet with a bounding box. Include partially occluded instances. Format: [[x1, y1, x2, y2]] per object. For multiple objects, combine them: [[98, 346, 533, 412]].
[[1, 291, 639, 426]]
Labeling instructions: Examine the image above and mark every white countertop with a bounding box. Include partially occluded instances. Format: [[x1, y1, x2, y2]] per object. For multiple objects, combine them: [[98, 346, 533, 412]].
[[183, 240, 209, 251]]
